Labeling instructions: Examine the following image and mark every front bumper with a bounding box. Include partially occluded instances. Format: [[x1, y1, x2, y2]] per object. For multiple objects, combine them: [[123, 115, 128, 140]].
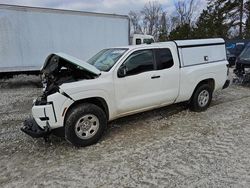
[[30, 92, 73, 130], [223, 79, 230, 89], [32, 101, 57, 129], [21, 118, 50, 138]]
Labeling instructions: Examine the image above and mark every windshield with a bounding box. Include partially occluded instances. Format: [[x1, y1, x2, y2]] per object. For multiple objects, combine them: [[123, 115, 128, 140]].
[[240, 46, 250, 60], [87, 48, 128, 71]]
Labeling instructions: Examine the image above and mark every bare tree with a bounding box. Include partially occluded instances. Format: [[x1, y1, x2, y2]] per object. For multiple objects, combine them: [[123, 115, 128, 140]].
[[141, 1, 163, 38], [129, 11, 142, 34], [239, 0, 244, 38], [160, 11, 168, 33], [174, 0, 197, 26], [169, 16, 181, 31], [159, 11, 169, 41]]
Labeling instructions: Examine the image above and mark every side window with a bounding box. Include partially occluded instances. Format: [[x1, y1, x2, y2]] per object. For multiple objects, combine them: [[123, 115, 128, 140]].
[[124, 50, 154, 76], [143, 38, 154, 44], [136, 38, 142, 45], [155, 48, 174, 70]]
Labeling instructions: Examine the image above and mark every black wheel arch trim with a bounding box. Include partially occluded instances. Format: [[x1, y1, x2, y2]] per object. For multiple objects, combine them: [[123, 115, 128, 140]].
[[189, 78, 215, 102], [64, 97, 109, 125]]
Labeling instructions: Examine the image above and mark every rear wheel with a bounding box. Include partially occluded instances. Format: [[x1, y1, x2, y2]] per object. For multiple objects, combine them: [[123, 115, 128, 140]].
[[65, 103, 107, 147], [189, 84, 213, 112]]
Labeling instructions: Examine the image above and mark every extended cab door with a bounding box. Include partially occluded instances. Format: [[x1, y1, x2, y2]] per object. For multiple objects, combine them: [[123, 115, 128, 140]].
[[113, 48, 179, 116]]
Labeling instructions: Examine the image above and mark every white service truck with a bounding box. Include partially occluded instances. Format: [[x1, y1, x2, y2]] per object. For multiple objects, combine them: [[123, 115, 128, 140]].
[[0, 4, 130, 76], [21, 38, 230, 147]]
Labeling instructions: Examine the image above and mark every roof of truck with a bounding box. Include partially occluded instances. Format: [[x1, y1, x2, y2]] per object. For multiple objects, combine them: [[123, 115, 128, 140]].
[[113, 38, 225, 50], [112, 42, 174, 50], [174, 38, 225, 48]]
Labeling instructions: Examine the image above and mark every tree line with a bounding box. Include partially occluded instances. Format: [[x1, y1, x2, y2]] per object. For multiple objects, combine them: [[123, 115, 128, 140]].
[[129, 0, 250, 41]]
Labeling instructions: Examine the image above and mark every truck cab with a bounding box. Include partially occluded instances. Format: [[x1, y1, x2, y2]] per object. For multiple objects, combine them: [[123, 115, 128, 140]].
[[130, 34, 155, 45]]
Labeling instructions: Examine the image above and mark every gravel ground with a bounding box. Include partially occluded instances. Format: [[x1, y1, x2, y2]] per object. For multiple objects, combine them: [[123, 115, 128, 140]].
[[0, 73, 250, 187]]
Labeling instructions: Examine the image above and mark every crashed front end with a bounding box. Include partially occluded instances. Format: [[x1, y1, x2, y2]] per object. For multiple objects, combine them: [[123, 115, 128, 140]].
[[21, 92, 71, 138], [21, 53, 100, 139]]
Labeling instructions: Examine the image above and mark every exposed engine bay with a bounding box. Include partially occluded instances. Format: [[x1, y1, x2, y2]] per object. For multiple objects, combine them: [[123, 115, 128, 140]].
[[35, 53, 100, 105]]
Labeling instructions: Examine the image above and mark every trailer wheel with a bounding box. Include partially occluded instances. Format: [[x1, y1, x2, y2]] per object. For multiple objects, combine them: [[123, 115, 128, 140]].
[[65, 103, 107, 147], [189, 84, 212, 112]]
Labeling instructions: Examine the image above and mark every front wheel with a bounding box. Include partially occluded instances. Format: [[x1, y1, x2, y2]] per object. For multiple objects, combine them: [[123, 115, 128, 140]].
[[189, 84, 213, 112], [65, 103, 107, 147]]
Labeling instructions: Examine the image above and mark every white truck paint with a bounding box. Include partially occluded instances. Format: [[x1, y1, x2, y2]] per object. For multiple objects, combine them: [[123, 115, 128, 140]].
[[22, 38, 230, 147], [0, 4, 129, 74]]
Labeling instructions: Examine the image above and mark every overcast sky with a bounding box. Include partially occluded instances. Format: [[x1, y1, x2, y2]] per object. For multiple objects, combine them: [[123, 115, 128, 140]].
[[0, 0, 207, 15]]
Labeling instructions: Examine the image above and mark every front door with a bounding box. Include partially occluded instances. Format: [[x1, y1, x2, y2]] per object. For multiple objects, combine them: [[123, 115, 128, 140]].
[[114, 49, 164, 115]]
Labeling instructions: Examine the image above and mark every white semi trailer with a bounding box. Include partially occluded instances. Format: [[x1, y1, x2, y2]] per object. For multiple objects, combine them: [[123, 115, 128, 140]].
[[0, 4, 130, 77]]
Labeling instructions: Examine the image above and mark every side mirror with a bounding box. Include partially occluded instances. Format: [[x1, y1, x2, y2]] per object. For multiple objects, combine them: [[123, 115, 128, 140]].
[[117, 65, 127, 78]]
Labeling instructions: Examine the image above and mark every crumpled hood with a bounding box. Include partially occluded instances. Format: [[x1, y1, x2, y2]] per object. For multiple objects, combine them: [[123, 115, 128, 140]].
[[42, 52, 101, 76]]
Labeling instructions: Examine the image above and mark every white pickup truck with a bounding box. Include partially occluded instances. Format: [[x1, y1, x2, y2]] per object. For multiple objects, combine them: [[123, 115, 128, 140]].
[[22, 38, 230, 147]]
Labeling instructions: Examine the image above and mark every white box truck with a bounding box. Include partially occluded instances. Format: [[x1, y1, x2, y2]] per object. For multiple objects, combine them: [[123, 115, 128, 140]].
[[21, 38, 230, 147], [0, 4, 130, 77]]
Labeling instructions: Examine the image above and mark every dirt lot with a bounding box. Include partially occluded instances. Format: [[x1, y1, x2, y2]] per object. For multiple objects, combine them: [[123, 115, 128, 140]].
[[0, 74, 250, 187]]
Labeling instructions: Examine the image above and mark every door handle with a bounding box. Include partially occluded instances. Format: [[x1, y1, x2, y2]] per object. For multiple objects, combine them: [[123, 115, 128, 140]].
[[151, 75, 160, 79]]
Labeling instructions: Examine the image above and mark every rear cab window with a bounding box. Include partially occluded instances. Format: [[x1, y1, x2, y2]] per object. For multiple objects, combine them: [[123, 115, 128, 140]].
[[155, 48, 174, 70]]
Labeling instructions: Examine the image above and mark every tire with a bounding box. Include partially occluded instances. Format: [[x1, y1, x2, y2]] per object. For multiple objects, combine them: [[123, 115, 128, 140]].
[[189, 84, 213, 112], [65, 103, 107, 147]]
